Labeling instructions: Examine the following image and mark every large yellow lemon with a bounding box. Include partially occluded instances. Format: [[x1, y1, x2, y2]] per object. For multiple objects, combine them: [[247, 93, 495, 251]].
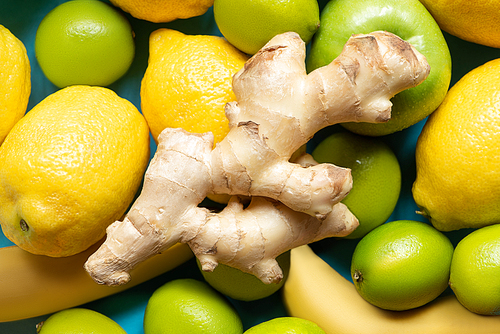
[[419, 0, 500, 48], [141, 28, 248, 145], [0, 24, 30, 145], [109, 0, 214, 23], [413, 59, 500, 231], [0, 86, 150, 257]]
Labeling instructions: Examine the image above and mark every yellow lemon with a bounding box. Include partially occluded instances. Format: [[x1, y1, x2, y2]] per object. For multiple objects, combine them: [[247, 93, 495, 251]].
[[412, 58, 500, 231], [141, 28, 249, 145], [0, 24, 30, 145], [0, 85, 150, 257], [109, 0, 214, 23], [418, 0, 500, 48]]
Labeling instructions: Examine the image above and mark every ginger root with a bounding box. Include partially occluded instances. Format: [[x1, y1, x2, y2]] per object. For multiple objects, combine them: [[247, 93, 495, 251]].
[[84, 31, 429, 286]]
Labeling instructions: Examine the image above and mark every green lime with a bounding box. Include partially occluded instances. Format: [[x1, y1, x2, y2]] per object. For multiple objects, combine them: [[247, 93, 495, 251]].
[[449, 224, 500, 315], [143, 278, 243, 334], [213, 0, 320, 55], [312, 131, 401, 239], [197, 250, 290, 301], [37, 308, 126, 334], [351, 220, 454, 311], [244, 317, 326, 334], [35, 0, 135, 88]]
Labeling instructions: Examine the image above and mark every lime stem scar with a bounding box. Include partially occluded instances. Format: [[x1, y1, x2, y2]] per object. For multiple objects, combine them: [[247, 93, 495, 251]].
[[353, 269, 363, 283]]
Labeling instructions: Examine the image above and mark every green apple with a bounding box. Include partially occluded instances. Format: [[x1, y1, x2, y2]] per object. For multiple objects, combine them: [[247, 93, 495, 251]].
[[308, 0, 452, 136]]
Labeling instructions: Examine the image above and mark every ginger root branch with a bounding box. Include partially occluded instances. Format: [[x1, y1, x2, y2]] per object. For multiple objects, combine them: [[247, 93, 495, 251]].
[[84, 31, 429, 285]]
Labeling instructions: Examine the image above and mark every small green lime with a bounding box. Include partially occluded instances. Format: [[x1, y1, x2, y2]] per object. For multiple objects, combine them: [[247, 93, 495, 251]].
[[35, 0, 135, 88], [213, 0, 320, 55], [37, 308, 126, 334], [143, 278, 243, 334], [197, 251, 290, 301], [449, 224, 500, 315], [244, 317, 326, 334], [351, 220, 454, 311], [312, 131, 401, 239]]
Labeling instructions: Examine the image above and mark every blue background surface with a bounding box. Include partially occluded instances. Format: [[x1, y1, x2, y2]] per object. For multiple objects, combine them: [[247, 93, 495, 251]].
[[1, 0, 500, 332]]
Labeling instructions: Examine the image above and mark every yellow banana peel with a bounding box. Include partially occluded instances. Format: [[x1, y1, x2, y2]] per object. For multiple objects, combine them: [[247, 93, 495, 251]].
[[283, 245, 500, 334], [0, 241, 193, 322]]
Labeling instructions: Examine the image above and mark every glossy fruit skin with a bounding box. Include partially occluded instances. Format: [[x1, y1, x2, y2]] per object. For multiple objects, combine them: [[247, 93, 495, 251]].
[[308, 0, 451, 136], [143, 278, 243, 334], [351, 220, 454, 311], [37, 308, 127, 334], [413, 58, 500, 231], [35, 0, 135, 88], [0, 25, 30, 146], [283, 244, 500, 334], [0, 243, 193, 322], [312, 131, 401, 239], [419, 0, 500, 48], [109, 0, 214, 23], [197, 250, 290, 301], [140, 28, 248, 145], [0, 86, 150, 257], [214, 0, 320, 55], [244, 316, 326, 334], [449, 224, 500, 315]]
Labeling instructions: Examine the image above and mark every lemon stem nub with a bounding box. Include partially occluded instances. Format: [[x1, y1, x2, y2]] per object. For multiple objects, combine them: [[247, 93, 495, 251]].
[[20, 219, 29, 232], [415, 209, 431, 220]]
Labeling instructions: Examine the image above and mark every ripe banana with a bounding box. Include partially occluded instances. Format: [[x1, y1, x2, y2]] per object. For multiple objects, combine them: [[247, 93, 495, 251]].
[[0, 241, 193, 322], [283, 245, 500, 334]]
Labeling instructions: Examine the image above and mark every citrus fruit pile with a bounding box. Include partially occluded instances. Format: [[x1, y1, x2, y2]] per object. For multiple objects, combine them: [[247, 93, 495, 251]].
[[2, 0, 500, 332]]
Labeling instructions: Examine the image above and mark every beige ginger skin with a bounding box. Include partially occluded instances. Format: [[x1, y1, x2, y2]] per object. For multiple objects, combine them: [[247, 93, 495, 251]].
[[84, 31, 430, 286]]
